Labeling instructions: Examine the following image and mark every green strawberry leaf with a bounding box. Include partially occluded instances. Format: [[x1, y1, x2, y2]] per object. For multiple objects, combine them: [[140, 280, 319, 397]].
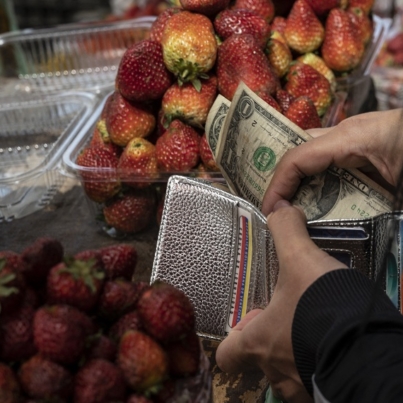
[[192, 78, 202, 92]]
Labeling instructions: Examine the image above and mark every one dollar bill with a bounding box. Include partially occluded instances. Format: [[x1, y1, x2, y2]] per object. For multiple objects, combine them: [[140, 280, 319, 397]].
[[205, 83, 393, 221]]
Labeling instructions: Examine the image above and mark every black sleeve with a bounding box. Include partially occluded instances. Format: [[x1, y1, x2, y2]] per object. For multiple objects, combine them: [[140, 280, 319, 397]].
[[292, 269, 403, 402]]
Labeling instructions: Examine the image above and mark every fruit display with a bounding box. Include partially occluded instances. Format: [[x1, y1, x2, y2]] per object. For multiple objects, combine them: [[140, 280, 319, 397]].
[[0, 237, 210, 402], [72, 0, 379, 237]]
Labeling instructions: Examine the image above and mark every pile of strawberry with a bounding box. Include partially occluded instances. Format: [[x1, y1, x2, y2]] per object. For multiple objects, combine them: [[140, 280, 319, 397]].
[[0, 237, 204, 403], [76, 0, 375, 235], [376, 31, 403, 68]]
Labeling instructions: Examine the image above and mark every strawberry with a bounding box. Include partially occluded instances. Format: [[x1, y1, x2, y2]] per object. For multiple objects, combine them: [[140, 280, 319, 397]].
[[85, 334, 117, 362], [284, 0, 324, 54], [199, 133, 219, 172], [105, 91, 156, 147], [109, 310, 143, 343], [180, 0, 230, 16], [161, 11, 217, 89], [74, 359, 127, 403], [137, 281, 196, 343], [76, 146, 121, 203], [21, 237, 64, 288], [89, 119, 122, 158], [275, 89, 295, 113], [297, 52, 337, 92], [347, 6, 373, 46], [18, 355, 73, 402], [155, 119, 200, 172], [387, 33, 403, 54], [214, 8, 271, 49], [117, 330, 168, 392], [118, 138, 158, 188], [284, 96, 323, 130], [305, 0, 346, 16], [116, 40, 173, 103], [161, 76, 218, 129], [233, 0, 275, 22], [284, 61, 333, 117], [217, 34, 280, 101], [349, 0, 374, 14], [265, 34, 292, 78], [149, 7, 182, 43], [47, 254, 105, 313], [103, 188, 156, 234], [0, 363, 22, 403], [271, 16, 287, 36], [321, 8, 365, 73], [33, 304, 94, 365], [259, 92, 282, 113], [99, 244, 137, 280]]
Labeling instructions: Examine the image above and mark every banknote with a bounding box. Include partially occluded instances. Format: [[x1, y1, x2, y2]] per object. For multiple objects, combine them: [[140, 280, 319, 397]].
[[207, 82, 393, 221]]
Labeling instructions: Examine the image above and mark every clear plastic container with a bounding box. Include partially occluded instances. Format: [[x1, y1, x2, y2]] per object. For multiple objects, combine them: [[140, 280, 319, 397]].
[[0, 91, 99, 222]]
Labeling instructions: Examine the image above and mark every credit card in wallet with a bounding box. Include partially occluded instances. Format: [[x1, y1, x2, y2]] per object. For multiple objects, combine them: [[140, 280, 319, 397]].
[[307, 226, 369, 240]]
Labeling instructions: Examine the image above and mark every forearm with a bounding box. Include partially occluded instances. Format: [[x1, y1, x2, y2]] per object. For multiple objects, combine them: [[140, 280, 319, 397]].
[[292, 269, 403, 402]]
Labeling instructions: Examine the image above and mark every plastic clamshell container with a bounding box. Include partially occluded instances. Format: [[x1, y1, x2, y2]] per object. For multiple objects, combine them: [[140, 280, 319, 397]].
[[0, 91, 99, 222], [0, 16, 155, 95]]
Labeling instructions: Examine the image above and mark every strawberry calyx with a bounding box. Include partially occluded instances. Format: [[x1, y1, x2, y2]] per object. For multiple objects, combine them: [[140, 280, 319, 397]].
[[174, 59, 209, 92], [0, 259, 19, 299]]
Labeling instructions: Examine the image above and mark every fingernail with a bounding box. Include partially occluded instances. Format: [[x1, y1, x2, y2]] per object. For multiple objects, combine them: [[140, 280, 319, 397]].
[[273, 199, 291, 212]]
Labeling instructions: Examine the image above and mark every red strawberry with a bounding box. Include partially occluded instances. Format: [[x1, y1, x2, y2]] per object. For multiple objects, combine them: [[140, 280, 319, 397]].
[[284, 0, 324, 54], [86, 334, 117, 362], [74, 359, 127, 403], [116, 40, 173, 103], [217, 34, 279, 101], [349, 0, 374, 14], [118, 138, 158, 188], [21, 237, 63, 288], [109, 310, 143, 343], [265, 34, 292, 78], [18, 355, 73, 402], [0, 363, 22, 403], [305, 0, 345, 16], [89, 119, 122, 158], [117, 330, 168, 392], [284, 96, 323, 130], [47, 254, 105, 313], [180, 0, 230, 16], [387, 33, 403, 54], [322, 8, 365, 73], [105, 91, 156, 147], [284, 61, 333, 117], [76, 146, 121, 203], [199, 133, 219, 172], [275, 89, 295, 113], [137, 281, 196, 343], [214, 8, 271, 49], [347, 6, 373, 46], [161, 76, 218, 129], [233, 0, 275, 22], [103, 188, 156, 234], [165, 330, 201, 378], [149, 7, 182, 43], [161, 11, 217, 88], [271, 16, 287, 36], [155, 120, 200, 172], [99, 244, 137, 280], [33, 304, 94, 365], [259, 92, 282, 113]]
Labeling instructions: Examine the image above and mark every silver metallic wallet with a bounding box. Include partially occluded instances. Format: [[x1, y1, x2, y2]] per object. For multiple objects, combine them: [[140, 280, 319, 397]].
[[151, 176, 403, 340]]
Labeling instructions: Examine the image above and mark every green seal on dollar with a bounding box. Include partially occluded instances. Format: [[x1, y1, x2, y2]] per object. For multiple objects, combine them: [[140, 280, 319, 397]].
[[253, 147, 276, 172]]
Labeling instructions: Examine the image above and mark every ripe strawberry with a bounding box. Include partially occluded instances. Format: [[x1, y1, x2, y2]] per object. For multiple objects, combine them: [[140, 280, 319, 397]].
[[165, 330, 201, 378], [387, 33, 403, 54], [116, 40, 173, 103], [118, 138, 158, 188], [347, 6, 373, 45], [47, 255, 105, 313], [21, 237, 63, 288], [284, 0, 324, 54], [233, 0, 275, 22], [89, 119, 122, 158], [180, 0, 229, 16], [271, 16, 287, 36], [33, 304, 94, 365], [322, 8, 365, 73], [265, 34, 292, 78], [99, 244, 137, 280], [259, 92, 282, 113], [103, 188, 156, 234], [155, 120, 200, 172], [214, 8, 271, 49], [105, 91, 156, 147], [161, 11, 217, 89], [275, 89, 296, 113], [137, 281, 196, 343], [74, 359, 127, 403], [149, 7, 182, 43], [85, 334, 117, 362], [109, 310, 143, 343], [76, 146, 121, 203], [349, 0, 374, 14], [117, 330, 168, 392], [161, 76, 217, 129], [18, 355, 73, 402], [0, 363, 22, 403], [217, 34, 280, 101], [199, 133, 219, 172], [284, 61, 332, 117], [305, 0, 346, 16], [284, 96, 323, 130]]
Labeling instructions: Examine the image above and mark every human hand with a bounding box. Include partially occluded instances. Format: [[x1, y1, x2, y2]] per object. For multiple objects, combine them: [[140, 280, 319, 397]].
[[262, 109, 403, 216], [216, 201, 347, 402]]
